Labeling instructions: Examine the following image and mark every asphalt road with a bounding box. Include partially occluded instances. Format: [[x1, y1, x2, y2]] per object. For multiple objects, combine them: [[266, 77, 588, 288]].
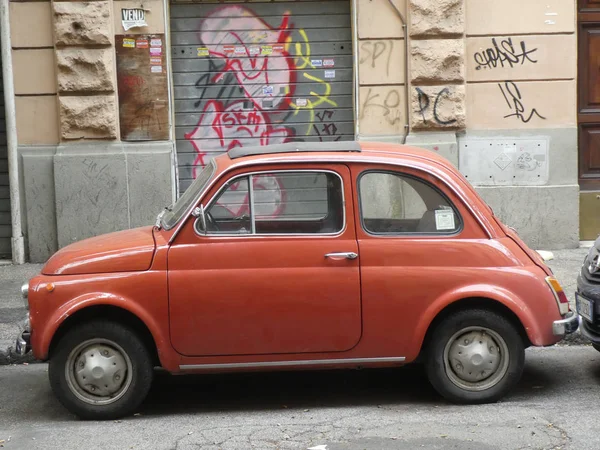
[[0, 346, 598, 450]]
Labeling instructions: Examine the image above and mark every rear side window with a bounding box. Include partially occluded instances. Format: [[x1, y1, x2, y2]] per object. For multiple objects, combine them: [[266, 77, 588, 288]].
[[359, 171, 461, 235]]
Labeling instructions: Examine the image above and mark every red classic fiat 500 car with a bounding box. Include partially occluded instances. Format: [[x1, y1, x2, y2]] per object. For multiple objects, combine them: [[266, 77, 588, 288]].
[[17, 142, 578, 419]]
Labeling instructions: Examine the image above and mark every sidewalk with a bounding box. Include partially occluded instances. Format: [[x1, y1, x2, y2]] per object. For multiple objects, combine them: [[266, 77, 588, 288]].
[[0, 247, 592, 364]]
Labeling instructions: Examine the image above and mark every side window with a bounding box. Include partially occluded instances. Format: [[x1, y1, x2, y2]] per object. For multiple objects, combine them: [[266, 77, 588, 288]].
[[200, 171, 344, 236], [204, 177, 251, 234], [359, 171, 460, 234], [254, 172, 344, 234]]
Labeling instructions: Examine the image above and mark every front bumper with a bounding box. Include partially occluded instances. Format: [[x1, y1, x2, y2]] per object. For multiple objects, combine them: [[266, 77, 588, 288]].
[[552, 311, 579, 336], [14, 316, 31, 356]]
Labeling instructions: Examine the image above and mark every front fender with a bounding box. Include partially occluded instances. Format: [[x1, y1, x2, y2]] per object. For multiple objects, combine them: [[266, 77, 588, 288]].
[[410, 283, 544, 354], [32, 292, 177, 371]]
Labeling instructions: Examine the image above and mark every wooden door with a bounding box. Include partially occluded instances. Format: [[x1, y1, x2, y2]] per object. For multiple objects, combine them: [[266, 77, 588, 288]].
[[579, 0, 600, 189]]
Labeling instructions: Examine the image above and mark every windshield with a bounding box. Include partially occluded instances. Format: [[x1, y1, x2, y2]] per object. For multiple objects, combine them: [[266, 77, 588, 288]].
[[161, 160, 216, 230]]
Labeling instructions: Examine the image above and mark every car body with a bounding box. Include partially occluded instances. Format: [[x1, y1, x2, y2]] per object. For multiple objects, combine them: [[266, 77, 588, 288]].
[[17, 141, 578, 419], [576, 240, 600, 348]]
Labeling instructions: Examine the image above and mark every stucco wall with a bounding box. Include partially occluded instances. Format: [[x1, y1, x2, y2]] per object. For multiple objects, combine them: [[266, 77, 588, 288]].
[[7, 0, 580, 260], [10, 0, 174, 262]]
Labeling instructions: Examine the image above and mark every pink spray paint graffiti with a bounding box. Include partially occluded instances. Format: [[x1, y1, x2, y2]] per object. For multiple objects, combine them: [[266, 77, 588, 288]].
[[185, 6, 296, 176], [182, 5, 343, 216], [186, 100, 290, 173]]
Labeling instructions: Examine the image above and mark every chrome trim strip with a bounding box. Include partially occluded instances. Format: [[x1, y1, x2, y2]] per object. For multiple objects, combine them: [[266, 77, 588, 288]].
[[168, 155, 495, 244], [195, 169, 347, 239], [249, 174, 256, 234], [179, 356, 406, 371]]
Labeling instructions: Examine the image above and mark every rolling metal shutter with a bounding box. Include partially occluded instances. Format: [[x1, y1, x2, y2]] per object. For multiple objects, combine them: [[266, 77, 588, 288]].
[[170, 0, 354, 193], [0, 37, 10, 259]]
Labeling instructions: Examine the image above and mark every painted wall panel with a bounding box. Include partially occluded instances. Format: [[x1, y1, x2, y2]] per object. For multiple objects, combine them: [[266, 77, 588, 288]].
[[10, 2, 53, 48], [13, 49, 57, 95], [359, 86, 406, 135], [467, 34, 576, 82], [466, 0, 575, 35], [467, 80, 576, 129], [359, 39, 405, 85], [15, 96, 59, 145], [358, 0, 405, 39]]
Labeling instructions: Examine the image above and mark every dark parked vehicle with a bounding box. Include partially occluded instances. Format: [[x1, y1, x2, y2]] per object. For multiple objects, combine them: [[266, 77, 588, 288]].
[[577, 241, 600, 349]]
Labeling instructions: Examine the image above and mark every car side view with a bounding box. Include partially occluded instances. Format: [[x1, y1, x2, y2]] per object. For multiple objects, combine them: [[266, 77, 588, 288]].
[[16, 141, 579, 419]]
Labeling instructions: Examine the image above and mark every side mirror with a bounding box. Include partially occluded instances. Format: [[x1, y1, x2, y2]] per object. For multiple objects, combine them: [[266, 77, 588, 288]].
[[192, 205, 207, 234]]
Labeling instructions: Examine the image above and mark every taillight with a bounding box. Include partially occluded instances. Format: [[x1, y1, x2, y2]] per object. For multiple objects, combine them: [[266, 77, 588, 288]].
[[546, 276, 570, 315]]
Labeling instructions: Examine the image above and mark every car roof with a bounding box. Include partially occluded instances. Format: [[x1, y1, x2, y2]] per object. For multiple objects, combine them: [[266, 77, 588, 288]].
[[219, 141, 454, 169], [228, 141, 362, 159]]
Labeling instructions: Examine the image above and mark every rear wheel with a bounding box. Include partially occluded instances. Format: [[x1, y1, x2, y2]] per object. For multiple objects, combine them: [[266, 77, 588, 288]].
[[592, 343, 600, 353], [426, 309, 525, 404], [49, 321, 154, 420]]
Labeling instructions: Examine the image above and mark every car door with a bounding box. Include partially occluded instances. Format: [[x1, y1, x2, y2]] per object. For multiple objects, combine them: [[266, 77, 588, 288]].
[[167, 164, 362, 356], [351, 164, 488, 357]]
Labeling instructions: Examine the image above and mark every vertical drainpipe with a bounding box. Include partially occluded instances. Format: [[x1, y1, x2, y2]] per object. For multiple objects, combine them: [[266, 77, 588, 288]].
[[351, 0, 360, 140], [386, 0, 410, 141], [0, 0, 25, 264]]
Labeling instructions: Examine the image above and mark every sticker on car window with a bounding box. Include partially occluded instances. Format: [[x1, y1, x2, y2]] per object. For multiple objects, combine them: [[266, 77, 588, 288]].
[[435, 210, 455, 231]]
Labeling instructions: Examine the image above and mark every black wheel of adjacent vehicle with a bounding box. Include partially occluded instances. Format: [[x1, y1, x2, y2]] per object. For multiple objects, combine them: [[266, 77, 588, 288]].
[[592, 343, 600, 353], [425, 309, 525, 404], [49, 321, 154, 420]]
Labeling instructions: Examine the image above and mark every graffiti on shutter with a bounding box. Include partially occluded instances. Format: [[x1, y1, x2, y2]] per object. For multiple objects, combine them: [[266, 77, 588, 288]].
[[171, 1, 353, 191]]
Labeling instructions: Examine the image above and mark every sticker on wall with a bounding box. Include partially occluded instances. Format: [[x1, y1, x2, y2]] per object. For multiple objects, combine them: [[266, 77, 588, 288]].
[[435, 209, 456, 231], [150, 56, 162, 65], [249, 46, 260, 56], [151, 65, 163, 73], [261, 45, 273, 55], [197, 47, 209, 57], [234, 46, 246, 55], [121, 8, 148, 31], [263, 85, 274, 96], [296, 98, 308, 107], [122, 38, 136, 48], [223, 45, 235, 54], [136, 39, 148, 49], [273, 44, 284, 53], [150, 47, 162, 56], [323, 59, 335, 67], [150, 38, 162, 47], [324, 70, 335, 79], [311, 59, 323, 67]]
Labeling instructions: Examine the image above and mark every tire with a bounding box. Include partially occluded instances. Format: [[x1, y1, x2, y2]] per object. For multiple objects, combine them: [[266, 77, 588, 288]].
[[425, 309, 525, 404], [592, 343, 600, 353], [49, 321, 154, 420]]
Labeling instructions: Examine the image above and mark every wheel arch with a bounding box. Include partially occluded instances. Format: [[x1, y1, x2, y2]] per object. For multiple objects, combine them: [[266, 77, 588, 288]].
[[416, 297, 532, 362], [48, 305, 161, 368]]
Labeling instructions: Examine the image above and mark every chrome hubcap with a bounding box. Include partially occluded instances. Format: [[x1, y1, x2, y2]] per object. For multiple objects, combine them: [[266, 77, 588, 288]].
[[443, 327, 509, 391], [66, 339, 132, 405]]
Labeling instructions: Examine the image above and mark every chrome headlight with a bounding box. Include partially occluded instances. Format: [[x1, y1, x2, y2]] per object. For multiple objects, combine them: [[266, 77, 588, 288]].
[[21, 282, 29, 310]]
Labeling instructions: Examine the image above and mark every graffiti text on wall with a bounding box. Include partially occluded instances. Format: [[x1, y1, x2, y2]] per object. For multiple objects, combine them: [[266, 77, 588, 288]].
[[415, 87, 457, 127], [360, 87, 402, 126], [498, 81, 546, 124], [474, 38, 538, 71], [184, 6, 341, 178]]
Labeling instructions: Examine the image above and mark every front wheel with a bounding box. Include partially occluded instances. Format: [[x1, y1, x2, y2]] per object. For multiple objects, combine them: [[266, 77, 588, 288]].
[[49, 321, 154, 420], [426, 309, 525, 404]]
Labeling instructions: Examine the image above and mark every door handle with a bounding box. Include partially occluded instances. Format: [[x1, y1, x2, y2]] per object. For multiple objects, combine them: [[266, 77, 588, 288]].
[[325, 252, 358, 260]]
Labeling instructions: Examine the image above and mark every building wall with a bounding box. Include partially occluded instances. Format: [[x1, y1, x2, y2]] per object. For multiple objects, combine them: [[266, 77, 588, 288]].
[[10, 0, 174, 262], [7, 0, 578, 261]]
